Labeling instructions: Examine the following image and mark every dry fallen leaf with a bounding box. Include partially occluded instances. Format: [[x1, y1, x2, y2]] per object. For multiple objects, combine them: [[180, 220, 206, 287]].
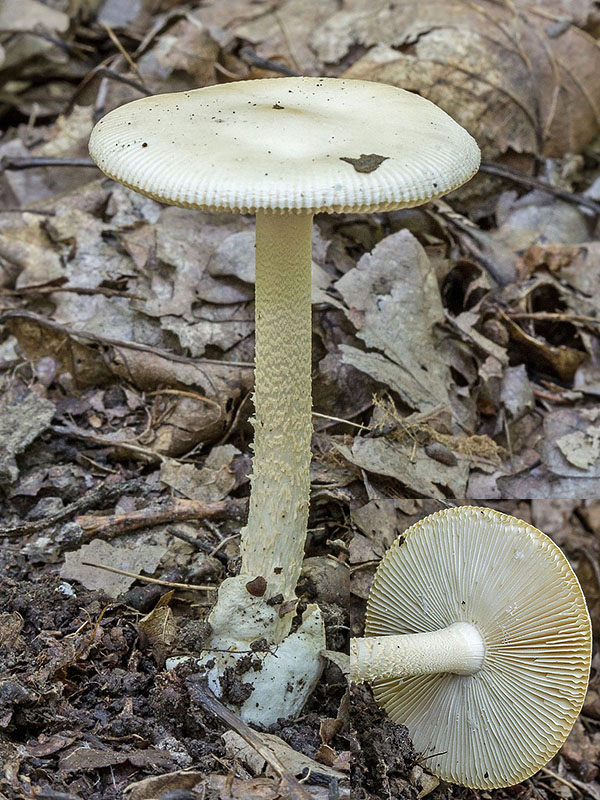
[[160, 444, 242, 501], [336, 437, 469, 500], [59, 745, 173, 773], [138, 605, 178, 664], [137, 16, 219, 92], [123, 770, 206, 800], [5, 312, 253, 454], [327, 0, 600, 158], [335, 229, 451, 414], [541, 408, 600, 478], [222, 730, 348, 784], [0, 387, 55, 484], [503, 313, 586, 383], [60, 535, 168, 597]]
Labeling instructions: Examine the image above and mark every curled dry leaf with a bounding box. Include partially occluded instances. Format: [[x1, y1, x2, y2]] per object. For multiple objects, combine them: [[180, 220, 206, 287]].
[[138, 605, 178, 665], [541, 408, 600, 478], [335, 230, 451, 414], [0, 388, 55, 484], [503, 313, 586, 382], [325, 0, 600, 158], [60, 535, 168, 598], [5, 312, 253, 456]]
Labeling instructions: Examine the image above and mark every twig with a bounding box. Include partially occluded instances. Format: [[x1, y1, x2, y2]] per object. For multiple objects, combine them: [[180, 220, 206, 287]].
[[0, 478, 149, 538], [0, 310, 254, 370], [0, 208, 56, 215], [81, 561, 215, 591], [0, 284, 144, 300], [0, 359, 21, 371], [0, 28, 94, 55], [51, 423, 164, 463], [102, 23, 144, 81], [166, 526, 210, 551], [479, 161, 600, 215], [186, 677, 313, 800], [76, 496, 247, 537], [274, 10, 303, 74], [68, 65, 153, 113], [508, 311, 600, 326], [239, 46, 301, 77], [313, 411, 369, 430], [147, 388, 221, 410], [540, 767, 582, 797], [209, 533, 241, 557], [0, 156, 97, 172]]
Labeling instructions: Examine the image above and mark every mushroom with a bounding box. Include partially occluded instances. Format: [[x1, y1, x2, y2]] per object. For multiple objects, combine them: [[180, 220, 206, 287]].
[[89, 77, 480, 724], [350, 506, 592, 789]]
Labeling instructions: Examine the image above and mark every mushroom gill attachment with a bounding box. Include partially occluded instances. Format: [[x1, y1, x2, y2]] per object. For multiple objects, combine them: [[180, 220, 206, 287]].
[[359, 506, 592, 789]]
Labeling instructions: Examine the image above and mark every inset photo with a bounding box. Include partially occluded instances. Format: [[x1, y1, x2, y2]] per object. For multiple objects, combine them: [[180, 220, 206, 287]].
[[350, 500, 598, 799]]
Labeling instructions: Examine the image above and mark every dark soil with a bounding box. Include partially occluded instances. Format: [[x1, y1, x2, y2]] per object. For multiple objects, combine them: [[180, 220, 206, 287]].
[[0, 517, 350, 799], [351, 683, 417, 800]]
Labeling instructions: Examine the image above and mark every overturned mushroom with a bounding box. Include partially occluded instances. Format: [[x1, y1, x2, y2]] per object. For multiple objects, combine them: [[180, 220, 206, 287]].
[[89, 77, 480, 724], [350, 506, 592, 789]]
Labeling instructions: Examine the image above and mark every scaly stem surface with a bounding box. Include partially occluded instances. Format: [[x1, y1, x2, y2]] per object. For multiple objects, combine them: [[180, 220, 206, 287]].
[[350, 622, 485, 683], [193, 211, 324, 725], [240, 211, 314, 609]]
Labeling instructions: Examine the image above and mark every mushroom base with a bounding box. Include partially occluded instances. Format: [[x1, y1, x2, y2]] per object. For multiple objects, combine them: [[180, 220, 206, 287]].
[[350, 622, 485, 683], [166, 575, 326, 724]]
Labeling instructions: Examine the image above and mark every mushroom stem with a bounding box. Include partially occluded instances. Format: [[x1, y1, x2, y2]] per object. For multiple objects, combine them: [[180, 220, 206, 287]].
[[240, 211, 314, 604], [350, 622, 485, 684]]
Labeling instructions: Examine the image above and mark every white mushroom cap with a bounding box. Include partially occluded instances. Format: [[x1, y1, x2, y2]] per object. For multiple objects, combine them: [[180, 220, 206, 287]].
[[366, 506, 591, 789], [88, 77, 480, 214]]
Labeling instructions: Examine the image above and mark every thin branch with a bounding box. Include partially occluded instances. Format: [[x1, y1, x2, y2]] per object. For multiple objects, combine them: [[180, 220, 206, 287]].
[[0, 310, 254, 369], [0, 284, 144, 300], [68, 65, 153, 113], [187, 677, 313, 800], [81, 561, 215, 591], [0, 478, 149, 537], [76, 496, 247, 537], [239, 46, 301, 77], [51, 423, 164, 462], [0, 156, 97, 172], [508, 311, 600, 325], [479, 160, 600, 215]]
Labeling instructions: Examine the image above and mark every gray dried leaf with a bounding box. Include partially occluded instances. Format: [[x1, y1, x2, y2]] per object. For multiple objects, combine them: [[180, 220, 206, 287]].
[[60, 535, 168, 598], [160, 444, 241, 502], [335, 230, 450, 413], [497, 470, 600, 499], [337, 436, 468, 499], [500, 364, 534, 419], [0, 389, 55, 484], [541, 408, 600, 477]]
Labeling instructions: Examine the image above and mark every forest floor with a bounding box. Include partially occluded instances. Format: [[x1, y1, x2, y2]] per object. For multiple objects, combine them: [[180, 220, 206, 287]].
[[1, 1, 600, 798]]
